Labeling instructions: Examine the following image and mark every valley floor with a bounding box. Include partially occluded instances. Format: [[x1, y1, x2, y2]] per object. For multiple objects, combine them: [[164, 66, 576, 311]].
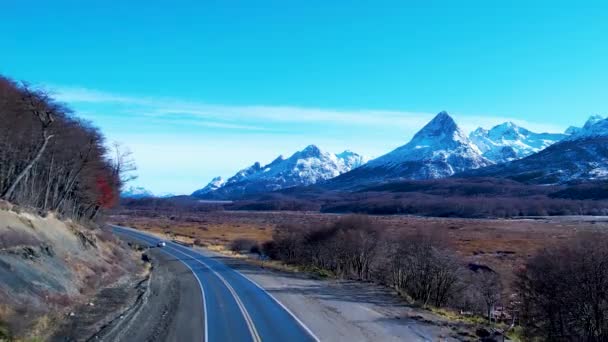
[[110, 209, 608, 287]]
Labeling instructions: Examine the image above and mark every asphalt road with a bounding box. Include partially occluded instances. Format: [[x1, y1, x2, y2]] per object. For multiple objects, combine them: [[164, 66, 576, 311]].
[[113, 226, 318, 342]]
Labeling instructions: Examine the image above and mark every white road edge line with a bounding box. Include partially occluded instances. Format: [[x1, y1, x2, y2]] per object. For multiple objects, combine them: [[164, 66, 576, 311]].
[[168, 245, 262, 342], [113, 227, 209, 342], [234, 267, 322, 342], [115, 225, 320, 342], [160, 248, 209, 342], [178, 242, 320, 342]]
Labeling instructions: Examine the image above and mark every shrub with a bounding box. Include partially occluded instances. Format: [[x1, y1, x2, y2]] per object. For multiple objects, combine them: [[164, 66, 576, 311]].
[[517, 232, 608, 341], [229, 238, 258, 253]]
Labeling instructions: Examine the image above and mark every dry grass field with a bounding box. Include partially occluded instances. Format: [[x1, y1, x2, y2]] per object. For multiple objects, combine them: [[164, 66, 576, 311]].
[[110, 209, 608, 287]]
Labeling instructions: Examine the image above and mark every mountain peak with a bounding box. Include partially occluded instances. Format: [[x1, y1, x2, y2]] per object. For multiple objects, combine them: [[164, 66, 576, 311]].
[[299, 144, 323, 157], [415, 111, 457, 133], [410, 111, 466, 146], [565, 126, 582, 135], [359, 111, 489, 180], [584, 115, 605, 129], [469, 121, 566, 163], [497, 121, 517, 129], [566, 115, 608, 141], [429, 111, 455, 125], [121, 186, 154, 199]]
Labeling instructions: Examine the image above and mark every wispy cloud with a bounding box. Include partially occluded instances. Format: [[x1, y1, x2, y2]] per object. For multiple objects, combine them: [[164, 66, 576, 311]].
[[51, 85, 566, 134]]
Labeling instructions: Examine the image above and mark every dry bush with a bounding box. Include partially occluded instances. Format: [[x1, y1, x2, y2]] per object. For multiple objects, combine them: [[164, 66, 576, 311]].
[[382, 233, 465, 307], [267, 215, 469, 308], [229, 238, 259, 254], [517, 232, 608, 341]]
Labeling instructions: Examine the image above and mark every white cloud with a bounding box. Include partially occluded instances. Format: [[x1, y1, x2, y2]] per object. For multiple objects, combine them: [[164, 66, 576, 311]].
[[51, 85, 566, 133]]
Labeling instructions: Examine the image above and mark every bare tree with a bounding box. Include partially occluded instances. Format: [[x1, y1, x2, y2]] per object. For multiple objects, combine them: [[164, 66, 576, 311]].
[[476, 272, 502, 323], [110, 142, 137, 187], [2, 85, 55, 200], [517, 232, 608, 341], [0, 75, 123, 221]]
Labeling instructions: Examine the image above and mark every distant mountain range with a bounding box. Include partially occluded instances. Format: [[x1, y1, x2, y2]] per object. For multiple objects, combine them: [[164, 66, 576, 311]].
[[469, 122, 567, 163], [189, 112, 607, 199], [192, 145, 367, 199], [460, 115, 608, 184], [121, 186, 155, 199], [121, 186, 177, 199]]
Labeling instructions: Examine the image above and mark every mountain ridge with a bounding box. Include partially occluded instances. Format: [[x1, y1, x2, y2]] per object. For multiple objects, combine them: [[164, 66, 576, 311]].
[[469, 121, 567, 163], [193, 145, 367, 198]]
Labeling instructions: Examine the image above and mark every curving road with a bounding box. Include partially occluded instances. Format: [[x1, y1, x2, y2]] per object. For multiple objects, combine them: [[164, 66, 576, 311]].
[[113, 225, 318, 342]]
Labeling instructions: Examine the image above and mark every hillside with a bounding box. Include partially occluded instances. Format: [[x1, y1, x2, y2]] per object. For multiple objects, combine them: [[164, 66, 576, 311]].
[[0, 202, 142, 340]]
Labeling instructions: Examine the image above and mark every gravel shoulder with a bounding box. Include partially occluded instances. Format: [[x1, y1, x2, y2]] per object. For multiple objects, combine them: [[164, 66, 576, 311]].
[[51, 238, 204, 342], [97, 246, 204, 342]]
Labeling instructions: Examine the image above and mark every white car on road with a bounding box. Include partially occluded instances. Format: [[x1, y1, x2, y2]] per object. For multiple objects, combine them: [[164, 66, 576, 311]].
[[156, 241, 167, 248]]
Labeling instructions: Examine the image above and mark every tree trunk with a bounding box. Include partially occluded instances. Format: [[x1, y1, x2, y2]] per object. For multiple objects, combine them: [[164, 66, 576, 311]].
[[1, 132, 54, 200]]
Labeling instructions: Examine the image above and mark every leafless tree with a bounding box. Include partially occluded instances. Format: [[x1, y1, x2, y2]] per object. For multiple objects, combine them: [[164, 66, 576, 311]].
[[476, 272, 502, 323], [517, 232, 608, 341], [0, 75, 122, 221]]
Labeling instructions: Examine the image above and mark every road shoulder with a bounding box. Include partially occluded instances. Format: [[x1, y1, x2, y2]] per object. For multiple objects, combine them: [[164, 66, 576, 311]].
[[90, 242, 204, 342]]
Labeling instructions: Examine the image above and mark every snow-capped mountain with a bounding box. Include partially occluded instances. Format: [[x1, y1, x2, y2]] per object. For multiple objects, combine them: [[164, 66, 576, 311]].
[[565, 115, 608, 141], [326, 111, 492, 189], [460, 115, 608, 184], [121, 186, 154, 199], [565, 126, 582, 135], [336, 150, 369, 170], [192, 145, 367, 198], [191, 177, 226, 197], [469, 122, 567, 163]]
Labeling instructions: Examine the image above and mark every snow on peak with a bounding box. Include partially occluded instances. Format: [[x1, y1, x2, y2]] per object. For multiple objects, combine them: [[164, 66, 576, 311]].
[[121, 186, 154, 199], [336, 150, 369, 170], [584, 115, 605, 129], [565, 126, 582, 135], [192, 145, 367, 197], [566, 115, 608, 141], [191, 177, 226, 196], [469, 121, 566, 163], [360, 111, 490, 179]]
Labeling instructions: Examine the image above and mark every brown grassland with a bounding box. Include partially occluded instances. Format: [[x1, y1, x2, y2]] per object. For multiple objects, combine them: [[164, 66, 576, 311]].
[[109, 209, 608, 287]]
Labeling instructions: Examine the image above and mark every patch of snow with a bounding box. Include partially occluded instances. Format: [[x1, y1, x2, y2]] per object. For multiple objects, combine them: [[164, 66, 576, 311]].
[[469, 121, 566, 163], [121, 186, 154, 199]]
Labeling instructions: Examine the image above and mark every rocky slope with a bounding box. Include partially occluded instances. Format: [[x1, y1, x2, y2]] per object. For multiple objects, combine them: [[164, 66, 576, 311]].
[[0, 202, 141, 340], [194, 145, 367, 198]]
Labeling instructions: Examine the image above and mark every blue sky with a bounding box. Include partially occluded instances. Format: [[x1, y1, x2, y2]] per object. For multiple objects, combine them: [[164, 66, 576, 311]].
[[1, 1, 607, 194]]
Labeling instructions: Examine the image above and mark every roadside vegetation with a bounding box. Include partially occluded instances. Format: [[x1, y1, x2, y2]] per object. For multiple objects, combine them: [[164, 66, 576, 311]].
[[0, 75, 133, 222], [517, 232, 608, 341], [261, 215, 608, 341]]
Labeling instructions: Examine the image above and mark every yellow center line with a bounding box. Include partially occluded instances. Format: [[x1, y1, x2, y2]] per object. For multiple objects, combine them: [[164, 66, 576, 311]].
[[168, 245, 262, 342]]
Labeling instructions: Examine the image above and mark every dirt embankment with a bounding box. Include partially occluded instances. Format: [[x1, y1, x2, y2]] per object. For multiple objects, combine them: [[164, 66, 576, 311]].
[[0, 201, 144, 340]]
